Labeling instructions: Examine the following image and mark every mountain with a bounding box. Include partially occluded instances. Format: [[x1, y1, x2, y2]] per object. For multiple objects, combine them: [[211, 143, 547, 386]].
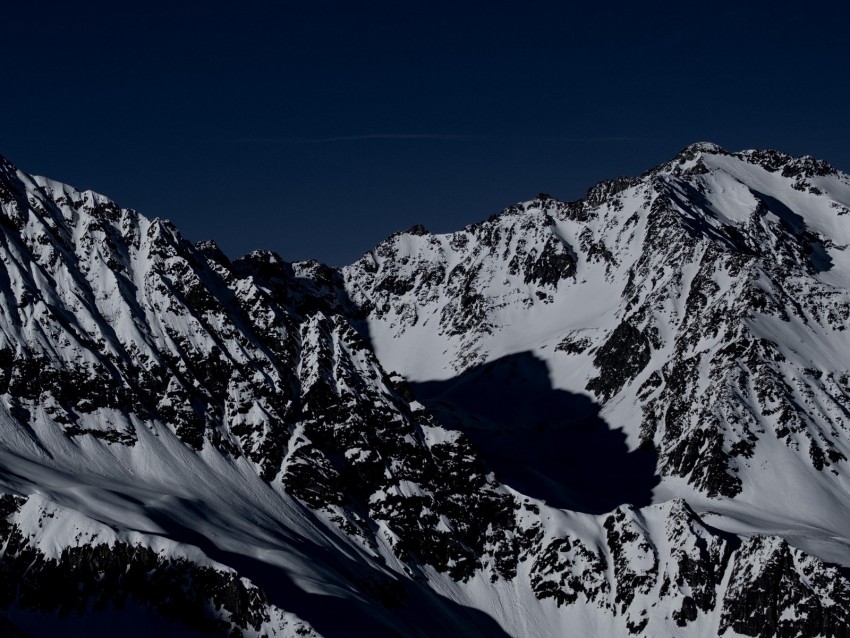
[[0, 144, 849, 637]]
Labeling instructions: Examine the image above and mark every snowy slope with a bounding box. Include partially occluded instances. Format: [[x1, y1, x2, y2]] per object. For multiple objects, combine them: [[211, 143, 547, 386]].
[[344, 142, 850, 562], [0, 147, 849, 637]]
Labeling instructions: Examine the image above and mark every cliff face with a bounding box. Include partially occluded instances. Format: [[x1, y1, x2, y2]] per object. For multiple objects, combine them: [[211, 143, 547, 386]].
[[0, 145, 849, 636]]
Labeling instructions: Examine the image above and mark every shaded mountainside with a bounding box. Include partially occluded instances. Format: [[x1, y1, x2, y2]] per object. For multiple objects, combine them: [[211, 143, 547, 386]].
[[0, 146, 849, 636]]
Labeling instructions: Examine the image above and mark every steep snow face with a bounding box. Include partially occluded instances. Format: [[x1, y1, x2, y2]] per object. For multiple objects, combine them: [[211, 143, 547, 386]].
[[343, 144, 850, 545], [0, 154, 533, 636], [1, 149, 850, 637]]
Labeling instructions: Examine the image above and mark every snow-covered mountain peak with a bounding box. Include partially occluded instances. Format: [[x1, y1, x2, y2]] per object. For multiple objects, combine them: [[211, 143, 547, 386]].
[[1, 149, 850, 636], [346, 143, 850, 507], [663, 141, 729, 169], [680, 141, 726, 155]]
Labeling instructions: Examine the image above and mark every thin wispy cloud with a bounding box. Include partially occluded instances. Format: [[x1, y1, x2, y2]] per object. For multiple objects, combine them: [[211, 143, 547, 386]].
[[222, 133, 657, 145], [226, 133, 481, 144]]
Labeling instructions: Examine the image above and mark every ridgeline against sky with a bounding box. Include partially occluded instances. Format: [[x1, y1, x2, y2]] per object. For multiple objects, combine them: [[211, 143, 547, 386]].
[[4, 0, 849, 265]]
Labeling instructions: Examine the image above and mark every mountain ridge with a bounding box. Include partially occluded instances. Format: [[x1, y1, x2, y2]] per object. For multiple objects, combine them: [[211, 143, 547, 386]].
[[0, 145, 849, 636]]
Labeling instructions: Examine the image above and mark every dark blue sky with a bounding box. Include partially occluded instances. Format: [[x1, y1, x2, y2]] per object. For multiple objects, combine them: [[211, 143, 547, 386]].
[[4, 1, 849, 265]]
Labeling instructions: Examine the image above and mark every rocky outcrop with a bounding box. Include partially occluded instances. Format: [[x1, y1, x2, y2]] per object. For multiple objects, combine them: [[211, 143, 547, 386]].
[[719, 536, 850, 638]]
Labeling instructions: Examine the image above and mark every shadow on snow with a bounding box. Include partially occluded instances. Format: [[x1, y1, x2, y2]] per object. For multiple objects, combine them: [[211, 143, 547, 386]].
[[412, 351, 659, 514]]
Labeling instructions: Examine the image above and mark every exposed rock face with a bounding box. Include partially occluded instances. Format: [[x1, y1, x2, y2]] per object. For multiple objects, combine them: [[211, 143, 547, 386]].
[[0, 147, 849, 636], [586, 320, 652, 402], [719, 536, 850, 638]]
